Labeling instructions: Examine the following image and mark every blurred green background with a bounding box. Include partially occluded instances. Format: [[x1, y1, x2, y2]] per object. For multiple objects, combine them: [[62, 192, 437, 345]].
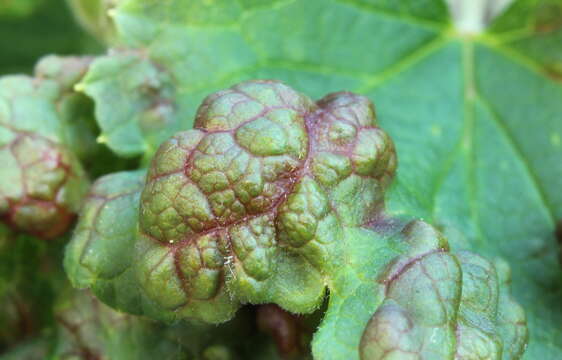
[[0, 0, 101, 75]]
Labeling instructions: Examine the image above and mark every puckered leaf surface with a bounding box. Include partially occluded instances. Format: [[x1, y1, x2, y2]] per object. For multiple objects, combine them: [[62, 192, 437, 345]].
[[0, 56, 93, 238], [66, 0, 562, 358], [65, 80, 528, 359]]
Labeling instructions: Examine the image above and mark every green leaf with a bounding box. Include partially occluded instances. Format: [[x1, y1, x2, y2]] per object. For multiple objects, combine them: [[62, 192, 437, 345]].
[[0, 57, 92, 238], [359, 248, 526, 359], [52, 290, 284, 360], [65, 80, 527, 359], [53, 290, 184, 359], [0, 338, 49, 360], [0, 0, 43, 18], [490, 0, 562, 80], [80, 0, 562, 357], [0, 54, 137, 237], [64, 169, 173, 320], [80, 50, 178, 158], [65, 0, 121, 44], [0, 225, 64, 350]]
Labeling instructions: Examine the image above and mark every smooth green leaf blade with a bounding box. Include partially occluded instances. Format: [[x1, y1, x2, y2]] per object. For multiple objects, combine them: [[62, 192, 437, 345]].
[[489, 0, 562, 90], [312, 226, 401, 359]]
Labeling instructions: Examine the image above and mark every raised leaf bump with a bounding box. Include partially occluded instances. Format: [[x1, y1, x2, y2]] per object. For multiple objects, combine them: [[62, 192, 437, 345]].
[[133, 80, 397, 321], [0, 58, 91, 238], [100, 1, 562, 356], [359, 226, 528, 360], [65, 80, 527, 359]]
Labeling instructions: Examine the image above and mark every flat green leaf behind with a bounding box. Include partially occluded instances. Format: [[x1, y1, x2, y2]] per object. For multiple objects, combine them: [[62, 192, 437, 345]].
[[81, 0, 451, 159]]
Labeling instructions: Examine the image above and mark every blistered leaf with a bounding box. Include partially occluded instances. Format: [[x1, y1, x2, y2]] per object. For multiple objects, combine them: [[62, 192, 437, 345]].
[[92, 1, 562, 357], [0, 57, 92, 238], [359, 229, 527, 359], [66, 80, 527, 359]]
